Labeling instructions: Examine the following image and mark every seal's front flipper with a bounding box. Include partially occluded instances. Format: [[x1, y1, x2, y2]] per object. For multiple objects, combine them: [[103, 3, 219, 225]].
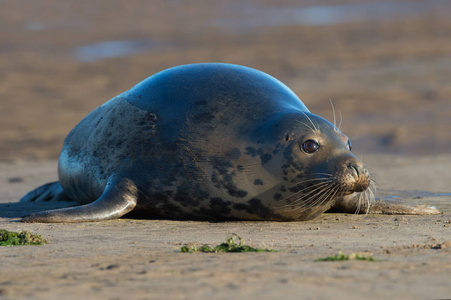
[[330, 193, 440, 215], [20, 181, 69, 202], [367, 201, 440, 215], [22, 177, 138, 223]]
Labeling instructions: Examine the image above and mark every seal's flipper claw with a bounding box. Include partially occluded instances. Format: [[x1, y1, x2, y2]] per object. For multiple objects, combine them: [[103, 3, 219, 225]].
[[20, 181, 69, 202], [367, 201, 440, 215], [22, 177, 138, 223]]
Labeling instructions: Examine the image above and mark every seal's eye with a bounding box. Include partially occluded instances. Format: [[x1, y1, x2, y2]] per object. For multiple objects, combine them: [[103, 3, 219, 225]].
[[347, 139, 352, 151], [302, 139, 320, 153]]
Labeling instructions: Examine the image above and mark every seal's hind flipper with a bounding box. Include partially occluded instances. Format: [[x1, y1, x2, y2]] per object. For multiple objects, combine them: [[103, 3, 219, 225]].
[[22, 177, 138, 223], [20, 181, 69, 202]]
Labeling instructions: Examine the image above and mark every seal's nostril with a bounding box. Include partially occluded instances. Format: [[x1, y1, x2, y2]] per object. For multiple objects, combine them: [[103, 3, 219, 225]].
[[347, 164, 360, 178], [352, 165, 360, 177]]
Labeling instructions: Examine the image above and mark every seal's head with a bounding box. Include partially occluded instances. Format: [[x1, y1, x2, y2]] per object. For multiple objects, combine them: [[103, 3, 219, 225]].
[[261, 111, 372, 220]]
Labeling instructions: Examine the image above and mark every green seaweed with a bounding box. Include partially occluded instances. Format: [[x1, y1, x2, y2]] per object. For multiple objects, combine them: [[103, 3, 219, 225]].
[[0, 229, 47, 246], [181, 233, 276, 253], [316, 250, 376, 262]]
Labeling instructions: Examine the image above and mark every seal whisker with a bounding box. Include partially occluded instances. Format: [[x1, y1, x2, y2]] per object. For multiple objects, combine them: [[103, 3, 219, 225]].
[[329, 98, 337, 130], [318, 186, 341, 211], [289, 191, 327, 211], [286, 177, 334, 187], [352, 180, 376, 215], [288, 183, 332, 207], [300, 185, 336, 211], [283, 178, 335, 191], [287, 175, 335, 185], [288, 179, 335, 194], [276, 187, 327, 211], [288, 184, 339, 212], [363, 192, 369, 214], [300, 111, 319, 132], [364, 191, 371, 215], [338, 110, 343, 131], [276, 180, 338, 211], [355, 192, 363, 214], [366, 181, 376, 213], [275, 181, 332, 209], [311, 172, 334, 177], [297, 121, 316, 133], [284, 181, 333, 202], [361, 190, 370, 215], [369, 178, 378, 191]]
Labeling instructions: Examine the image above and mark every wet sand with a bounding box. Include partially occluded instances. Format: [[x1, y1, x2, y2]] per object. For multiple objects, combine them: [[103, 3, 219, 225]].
[[1, 0, 451, 160], [1, 0, 451, 299]]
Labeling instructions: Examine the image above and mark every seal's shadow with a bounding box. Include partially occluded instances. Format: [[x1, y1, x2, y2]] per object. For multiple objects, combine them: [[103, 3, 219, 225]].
[[0, 201, 234, 222]]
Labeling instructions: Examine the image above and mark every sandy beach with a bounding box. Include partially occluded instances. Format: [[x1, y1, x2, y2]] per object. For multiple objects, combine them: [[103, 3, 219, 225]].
[[1, 155, 450, 299], [1, 0, 450, 299]]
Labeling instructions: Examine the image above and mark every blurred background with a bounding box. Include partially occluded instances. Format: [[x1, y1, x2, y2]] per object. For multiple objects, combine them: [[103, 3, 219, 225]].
[[1, 0, 450, 161]]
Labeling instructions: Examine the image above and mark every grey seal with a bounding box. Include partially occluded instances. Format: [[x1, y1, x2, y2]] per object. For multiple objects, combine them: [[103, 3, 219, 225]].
[[20, 63, 439, 223]]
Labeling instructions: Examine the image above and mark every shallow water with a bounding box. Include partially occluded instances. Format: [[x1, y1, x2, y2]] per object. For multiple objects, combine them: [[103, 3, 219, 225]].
[[74, 39, 164, 62], [213, 0, 451, 30], [384, 191, 451, 200], [379, 190, 451, 213], [71, 0, 451, 62]]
